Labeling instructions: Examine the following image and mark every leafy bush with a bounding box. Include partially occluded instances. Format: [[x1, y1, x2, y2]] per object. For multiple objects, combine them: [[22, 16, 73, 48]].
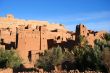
[[102, 48, 110, 72], [36, 45, 104, 72], [94, 33, 110, 72], [100, 33, 110, 72], [104, 33, 110, 41], [35, 33, 110, 72], [36, 46, 64, 71], [72, 45, 102, 71], [63, 49, 75, 62], [0, 49, 21, 68]]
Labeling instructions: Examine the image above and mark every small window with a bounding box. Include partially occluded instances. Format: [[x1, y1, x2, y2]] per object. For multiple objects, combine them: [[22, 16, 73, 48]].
[[57, 36, 60, 40], [94, 33, 96, 36], [10, 32, 11, 35], [62, 38, 63, 40], [87, 33, 89, 36], [28, 51, 32, 62]]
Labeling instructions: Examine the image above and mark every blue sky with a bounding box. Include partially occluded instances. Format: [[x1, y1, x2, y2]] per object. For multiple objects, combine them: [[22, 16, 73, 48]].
[[0, 0, 110, 31]]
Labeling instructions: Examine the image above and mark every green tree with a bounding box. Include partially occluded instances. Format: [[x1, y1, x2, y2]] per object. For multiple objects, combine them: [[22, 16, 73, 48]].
[[78, 35, 88, 46], [102, 48, 110, 73], [0, 49, 21, 68], [104, 33, 110, 48], [79, 35, 84, 44], [101, 33, 110, 73], [36, 46, 64, 71], [104, 33, 110, 41], [72, 45, 102, 71], [63, 49, 75, 62]]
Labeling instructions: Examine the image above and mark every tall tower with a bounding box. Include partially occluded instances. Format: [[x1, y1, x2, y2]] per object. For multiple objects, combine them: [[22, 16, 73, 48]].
[[39, 26, 48, 51], [75, 24, 88, 44], [6, 14, 14, 20]]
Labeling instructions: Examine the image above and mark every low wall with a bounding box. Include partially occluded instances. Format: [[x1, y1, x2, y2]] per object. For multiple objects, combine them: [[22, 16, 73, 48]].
[[17, 69, 103, 73], [0, 68, 13, 73]]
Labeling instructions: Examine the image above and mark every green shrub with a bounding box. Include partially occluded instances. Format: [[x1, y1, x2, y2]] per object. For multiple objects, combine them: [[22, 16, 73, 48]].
[[104, 33, 110, 41], [72, 45, 102, 71], [63, 49, 75, 62], [102, 48, 110, 72], [35, 46, 64, 71], [0, 49, 21, 68]]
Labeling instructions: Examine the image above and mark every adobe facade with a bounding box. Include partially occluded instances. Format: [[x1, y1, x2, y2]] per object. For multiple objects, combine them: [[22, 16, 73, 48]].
[[0, 14, 105, 67], [75, 24, 105, 47]]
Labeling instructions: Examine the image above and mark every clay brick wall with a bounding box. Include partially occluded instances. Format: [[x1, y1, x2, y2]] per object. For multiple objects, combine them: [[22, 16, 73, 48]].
[[0, 68, 13, 73], [86, 33, 95, 46], [0, 28, 16, 49], [47, 30, 73, 43], [0, 30, 16, 43], [75, 24, 105, 47], [39, 26, 48, 51], [0, 14, 106, 68], [17, 29, 41, 64], [95, 31, 105, 40]]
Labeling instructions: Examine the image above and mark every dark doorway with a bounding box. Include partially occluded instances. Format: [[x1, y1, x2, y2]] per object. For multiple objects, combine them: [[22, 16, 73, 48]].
[[47, 39, 55, 49], [28, 51, 32, 62]]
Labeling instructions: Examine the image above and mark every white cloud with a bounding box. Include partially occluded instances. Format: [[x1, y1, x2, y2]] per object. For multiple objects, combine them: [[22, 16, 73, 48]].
[[48, 11, 110, 23], [47, 11, 110, 31]]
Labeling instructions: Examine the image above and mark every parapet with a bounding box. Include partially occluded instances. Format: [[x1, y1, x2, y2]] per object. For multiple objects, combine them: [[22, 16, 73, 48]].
[[6, 14, 14, 19]]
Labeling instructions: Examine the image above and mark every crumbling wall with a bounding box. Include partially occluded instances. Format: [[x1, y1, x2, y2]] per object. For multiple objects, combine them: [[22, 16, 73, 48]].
[[17, 29, 40, 64], [75, 24, 105, 47]]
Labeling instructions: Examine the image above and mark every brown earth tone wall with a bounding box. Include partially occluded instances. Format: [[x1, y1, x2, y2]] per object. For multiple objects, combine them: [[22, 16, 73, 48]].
[[75, 24, 105, 47], [0, 14, 106, 68], [0, 68, 13, 73]]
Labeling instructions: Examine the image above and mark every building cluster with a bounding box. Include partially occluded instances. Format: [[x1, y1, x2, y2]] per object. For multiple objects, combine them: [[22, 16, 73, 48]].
[[0, 14, 105, 67]]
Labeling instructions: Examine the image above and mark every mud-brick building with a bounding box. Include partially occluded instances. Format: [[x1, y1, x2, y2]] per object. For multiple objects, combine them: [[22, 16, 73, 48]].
[[16, 25, 74, 65], [0, 14, 74, 67], [0, 14, 105, 67], [75, 24, 105, 47]]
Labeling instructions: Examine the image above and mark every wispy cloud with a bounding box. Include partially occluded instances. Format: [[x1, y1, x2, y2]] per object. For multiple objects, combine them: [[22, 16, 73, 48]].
[[64, 21, 110, 32], [85, 21, 110, 31], [47, 11, 110, 31], [47, 11, 110, 22]]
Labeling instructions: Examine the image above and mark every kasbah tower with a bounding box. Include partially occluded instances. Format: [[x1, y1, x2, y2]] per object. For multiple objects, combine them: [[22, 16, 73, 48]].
[[0, 14, 105, 67]]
